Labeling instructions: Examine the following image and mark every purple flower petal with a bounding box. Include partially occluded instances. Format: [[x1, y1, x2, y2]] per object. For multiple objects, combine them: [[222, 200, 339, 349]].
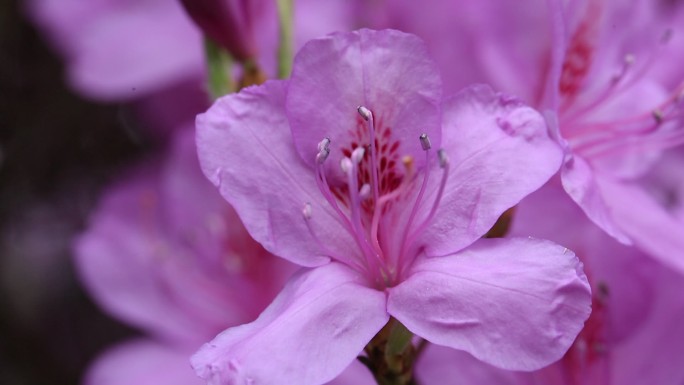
[[84, 339, 202, 385], [192, 262, 389, 385], [387, 237, 591, 370], [561, 155, 632, 244], [28, 0, 204, 99], [421, 84, 563, 257], [196, 80, 356, 267], [598, 177, 684, 274], [286, 29, 442, 172]]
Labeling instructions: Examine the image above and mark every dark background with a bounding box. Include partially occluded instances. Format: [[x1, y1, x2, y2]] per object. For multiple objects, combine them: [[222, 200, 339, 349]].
[[0, 0, 148, 383]]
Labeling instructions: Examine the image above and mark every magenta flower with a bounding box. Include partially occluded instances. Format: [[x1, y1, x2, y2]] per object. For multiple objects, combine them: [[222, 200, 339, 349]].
[[363, 0, 684, 273], [76, 129, 294, 345], [27, 0, 359, 100], [193, 29, 591, 384], [543, 0, 684, 272], [413, 183, 684, 385], [27, 0, 204, 100], [74, 128, 297, 384]]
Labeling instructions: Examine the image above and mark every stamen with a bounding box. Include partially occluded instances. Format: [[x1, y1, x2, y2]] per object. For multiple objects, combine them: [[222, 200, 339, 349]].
[[359, 183, 371, 200], [318, 137, 331, 152], [340, 157, 353, 174], [301, 202, 365, 271], [358, 105, 381, 217], [316, 138, 331, 164], [419, 133, 432, 151], [357, 106, 371, 121], [351, 147, 365, 164], [401, 148, 451, 277], [370, 156, 415, 263], [397, 134, 433, 268], [313, 140, 361, 244], [341, 151, 385, 268], [302, 202, 313, 220], [438, 149, 449, 168]]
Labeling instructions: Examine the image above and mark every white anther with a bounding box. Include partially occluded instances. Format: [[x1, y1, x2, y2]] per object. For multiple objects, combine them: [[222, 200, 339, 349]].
[[437, 149, 449, 168], [359, 184, 371, 200], [316, 147, 330, 164], [340, 157, 353, 174], [419, 133, 432, 151], [302, 203, 313, 220], [351, 147, 365, 164], [317, 137, 331, 152], [357, 106, 372, 121]]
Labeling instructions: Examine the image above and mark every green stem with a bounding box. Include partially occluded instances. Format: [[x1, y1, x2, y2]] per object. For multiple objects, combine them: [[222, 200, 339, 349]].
[[276, 0, 294, 78], [362, 318, 419, 385], [204, 37, 235, 100]]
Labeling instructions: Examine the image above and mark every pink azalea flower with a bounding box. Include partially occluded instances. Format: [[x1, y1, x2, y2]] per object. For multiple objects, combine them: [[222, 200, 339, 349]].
[[363, 0, 684, 273], [77, 128, 376, 384], [543, 0, 684, 273], [74, 128, 291, 380], [26, 0, 205, 100], [193, 29, 591, 384], [26, 0, 358, 100], [356, 0, 553, 101], [413, 184, 684, 385], [76, 129, 293, 344]]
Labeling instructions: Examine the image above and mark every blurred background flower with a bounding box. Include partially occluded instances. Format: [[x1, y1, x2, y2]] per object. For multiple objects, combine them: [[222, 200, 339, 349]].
[[0, 1, 147, 384]]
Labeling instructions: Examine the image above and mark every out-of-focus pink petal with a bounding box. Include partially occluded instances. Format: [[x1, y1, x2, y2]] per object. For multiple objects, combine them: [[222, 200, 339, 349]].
[[75, 164, 209, 343], [76, 128, 292, 344], [325, 361, 375, 385], [421, 84, 563, 257], [598, 178, 684, 274], [511, 182, 654, 342], [561, 155, 632, 244], [286, 28, 442, 171], [416, 345, 526, 385], [84, 339, 202, 385], [27, 0, 203, 100], [611, 261, 684, 385], [192, 263, 389, 385], [388, 238, 591, 371], [196, 80, 356, 267], [362, 0, 552, 103]]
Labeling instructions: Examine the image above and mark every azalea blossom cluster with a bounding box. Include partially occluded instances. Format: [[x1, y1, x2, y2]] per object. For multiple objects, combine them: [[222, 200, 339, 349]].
[[26, 0, 684, 384]]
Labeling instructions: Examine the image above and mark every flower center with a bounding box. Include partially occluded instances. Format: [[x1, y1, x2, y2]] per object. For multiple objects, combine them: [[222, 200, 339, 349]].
[[558, 3, 684, 166], [302, 107, 450, 288]]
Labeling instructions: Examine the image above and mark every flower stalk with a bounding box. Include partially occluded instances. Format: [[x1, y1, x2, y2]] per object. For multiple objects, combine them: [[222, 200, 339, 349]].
[[276, 0, 294, 78], [361, 319, 419, 385], [204, 37, 235, 100]]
